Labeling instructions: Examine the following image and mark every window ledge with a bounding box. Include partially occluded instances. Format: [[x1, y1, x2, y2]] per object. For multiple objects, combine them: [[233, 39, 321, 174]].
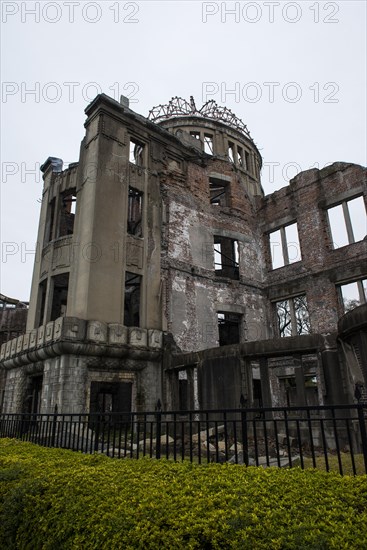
[[268, 260, 303, 272], [329, 238, 367, 252]]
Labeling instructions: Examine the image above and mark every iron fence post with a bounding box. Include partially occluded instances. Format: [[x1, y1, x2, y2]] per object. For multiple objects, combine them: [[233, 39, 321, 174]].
[[155, 399, 162, 460], [94, 415, 100, 453], [357, 405, 367, 475], [240, 394, 249, 466], [51, 404, 58, 447]]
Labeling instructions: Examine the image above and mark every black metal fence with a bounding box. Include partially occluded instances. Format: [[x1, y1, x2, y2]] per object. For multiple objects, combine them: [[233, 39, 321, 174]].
[[1, 404, 366, 475]]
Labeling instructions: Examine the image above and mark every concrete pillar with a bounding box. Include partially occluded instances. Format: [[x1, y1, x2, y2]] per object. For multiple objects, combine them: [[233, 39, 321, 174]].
[[294, 354, 307, 406], [259, 357, 272, 408], [321, 348, 348, 408]]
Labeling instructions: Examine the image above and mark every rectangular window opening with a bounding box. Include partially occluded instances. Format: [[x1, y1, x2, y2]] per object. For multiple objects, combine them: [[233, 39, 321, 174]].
[[228, 142, 235, 163], [339, 278, 367, 312], [190, 131, 200, 140], [59, 190, 76, 237], [209, 177, 229, 206], [204, 134, 214, 155], [129, 138, 144, 166], [269, 229, 284, 269], [327, 204, 349, 248], [244, 151, 251, 172], [50, 273, 69, 321], [276, 299, 292, 337], [279, 376, 297, 407], [218, 312, 241, 346], [327, 195, 366, 249], [237, 146, 243, 167], [178, 370, 188, 412], [24, 375, 43, 415], [37, 279, 47, 327], [127, 187, 143, 237], [276, 294, 310, 337], [251, 365, 263, 408], [124, 272, 141, 327], [269, 222, 301, 269], [214, 236, 239, 280], [294, 295, 311, 335]]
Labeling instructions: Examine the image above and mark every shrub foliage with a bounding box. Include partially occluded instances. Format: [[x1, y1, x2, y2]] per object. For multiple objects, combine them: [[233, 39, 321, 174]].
[[0, 438, 366, 549]]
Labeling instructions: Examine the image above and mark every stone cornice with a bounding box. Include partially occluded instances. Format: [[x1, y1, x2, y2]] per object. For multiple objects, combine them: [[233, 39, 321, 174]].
[[0, 317, 163, 369]]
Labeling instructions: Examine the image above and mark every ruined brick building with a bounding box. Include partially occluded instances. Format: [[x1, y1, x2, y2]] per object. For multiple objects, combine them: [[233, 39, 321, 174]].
[[0, 94, 366, 415]]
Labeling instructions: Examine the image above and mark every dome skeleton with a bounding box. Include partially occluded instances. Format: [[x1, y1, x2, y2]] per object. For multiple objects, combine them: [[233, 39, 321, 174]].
[[148, 96, 252, 139]]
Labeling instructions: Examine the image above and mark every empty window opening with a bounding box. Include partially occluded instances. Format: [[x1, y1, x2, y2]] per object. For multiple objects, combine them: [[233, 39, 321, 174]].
[[244, 151, 251, 172], [252, 365, 263, 407], [276, 295, 310, 337], [178, 370, 188, 412], [279, 377, 297, 407], [124, 272, 141, 327], [59, 191, 76, 237], [129, 138, 144, 166], [209, 177, 229, 206], [269, 222, 301, 269], [127, 187, 143, 237], [218, 312, 241, 346], [228, 142, 235, 163], [50, 273, 69, 321], [69, 196, 76, 215], [24, 375, 43, 415], [305, 375, 319, 407], [339, 279, 367, 312], [237, 146, 243, 167], [327, 195, 366, 248], [214, 237, 239, 280], [204, 134, 214, 155], [279, 373, 318, 407], [190, 131, 200, 140], [37, 279, 47, 327]]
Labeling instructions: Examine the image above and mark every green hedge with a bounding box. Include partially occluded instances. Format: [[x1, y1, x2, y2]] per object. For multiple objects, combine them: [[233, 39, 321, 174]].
[[1, 439, 366, 549]]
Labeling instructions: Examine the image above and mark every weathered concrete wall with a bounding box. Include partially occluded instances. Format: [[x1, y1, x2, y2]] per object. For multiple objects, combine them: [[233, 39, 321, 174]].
[[198, 356, 242, 410], [1, 316, 163, 414]]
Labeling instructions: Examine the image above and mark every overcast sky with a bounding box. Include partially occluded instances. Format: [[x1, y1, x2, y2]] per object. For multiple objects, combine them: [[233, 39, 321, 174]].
[[1, 0, 366, 300]]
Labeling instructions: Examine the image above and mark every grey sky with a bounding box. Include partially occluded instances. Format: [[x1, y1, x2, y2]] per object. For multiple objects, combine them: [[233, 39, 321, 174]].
[[1, 0, 366, 300]]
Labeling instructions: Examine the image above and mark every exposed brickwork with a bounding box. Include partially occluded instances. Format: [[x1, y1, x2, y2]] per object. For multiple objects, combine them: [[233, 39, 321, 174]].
[[259, 163, 366, 335]]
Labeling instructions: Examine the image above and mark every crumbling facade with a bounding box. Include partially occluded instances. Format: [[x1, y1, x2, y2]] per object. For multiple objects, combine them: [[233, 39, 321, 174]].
[[1, 94, 366, 415]]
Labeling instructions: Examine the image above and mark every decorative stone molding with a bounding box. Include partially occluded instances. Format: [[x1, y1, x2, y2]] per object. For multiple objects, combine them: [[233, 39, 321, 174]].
[[87, 320, 108, 344], [108, 324, 128, 345], [129, 327, 148, 348], [0, 316, 163, 369], [148, 329, 163, 349]]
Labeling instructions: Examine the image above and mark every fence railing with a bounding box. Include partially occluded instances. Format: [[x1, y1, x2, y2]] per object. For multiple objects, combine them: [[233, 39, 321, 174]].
[[1, 404, 366, 475]]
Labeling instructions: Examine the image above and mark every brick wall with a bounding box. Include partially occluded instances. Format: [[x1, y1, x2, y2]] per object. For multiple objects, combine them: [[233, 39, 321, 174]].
[[259, 162, 366, 335]]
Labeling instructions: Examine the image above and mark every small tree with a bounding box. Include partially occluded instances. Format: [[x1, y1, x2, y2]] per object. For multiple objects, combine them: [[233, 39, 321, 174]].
[[343, 298, 360, 313]]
